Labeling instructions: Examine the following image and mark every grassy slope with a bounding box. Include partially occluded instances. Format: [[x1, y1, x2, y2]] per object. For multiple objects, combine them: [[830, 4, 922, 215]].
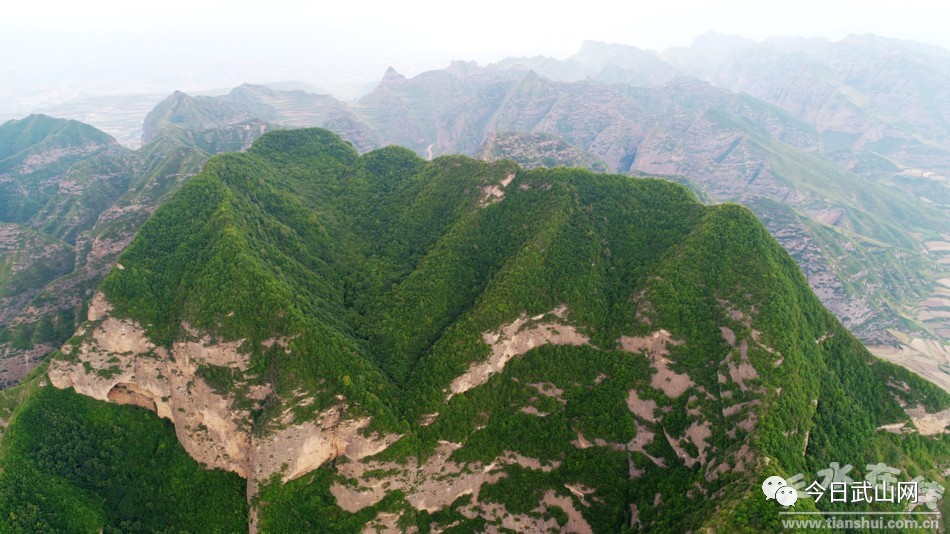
[[0, 115, 120, 224]]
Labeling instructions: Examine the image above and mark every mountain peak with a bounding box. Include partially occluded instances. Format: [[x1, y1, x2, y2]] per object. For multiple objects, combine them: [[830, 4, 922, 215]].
[[230, 83, 275, 98], [0, 113, 115, 160], [381, 66, 406, 85], [142, 90, 251, 145], [165, 90, 194, 107]]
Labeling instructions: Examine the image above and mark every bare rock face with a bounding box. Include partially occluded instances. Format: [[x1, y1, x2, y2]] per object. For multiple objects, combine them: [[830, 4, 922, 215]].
[[478, 172, 516, 207], [45, 296, 847, 531], [906, 405, 950, 436], [252, 408, 400, 483], [49, 299, 607, 530], [49, 292, 398, 485], [49, 312, 254, 476], [331, 441, 507, 514], [329, 441, 589, 531], [619, 330, 692, 398], [448, 305, 590, 399]]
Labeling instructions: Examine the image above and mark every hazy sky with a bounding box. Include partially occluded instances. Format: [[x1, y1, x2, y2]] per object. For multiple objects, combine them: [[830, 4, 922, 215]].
[[2, 0, 948, 108]]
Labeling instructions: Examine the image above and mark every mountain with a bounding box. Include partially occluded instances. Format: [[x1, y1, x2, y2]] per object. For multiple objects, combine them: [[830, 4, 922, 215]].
[[494, 40, 682, 87], [707, 34, 950, 149], [7, 39, 950, 394], [141, 90, 264, 145], [351, 66, 950, 382], [478, 131, 607, 171], [1, 128, 946, 532], [598, 34, 950, 383], [0, 115, 131, 385], [0, 114, 124, 224], [0, 114, 270, 388], [350, 64, 530, 156], [79, 60, 950, 393], [143, 84, 378, 151], [661, 32, 757, 79]]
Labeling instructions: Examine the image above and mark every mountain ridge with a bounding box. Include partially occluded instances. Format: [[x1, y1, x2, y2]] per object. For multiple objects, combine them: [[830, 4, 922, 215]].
[[3, 128, 944, 532], [0, 113, 271, 388], [4, 35, 950, 394]]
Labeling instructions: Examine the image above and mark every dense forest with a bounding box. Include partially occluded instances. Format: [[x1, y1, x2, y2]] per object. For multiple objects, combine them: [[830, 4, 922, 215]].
[[0, 128, 947, 532], [0, 384, 247, 532]]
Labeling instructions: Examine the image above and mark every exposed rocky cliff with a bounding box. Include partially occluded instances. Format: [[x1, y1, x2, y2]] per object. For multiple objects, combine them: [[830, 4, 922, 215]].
[[50, 292, 398, 486]]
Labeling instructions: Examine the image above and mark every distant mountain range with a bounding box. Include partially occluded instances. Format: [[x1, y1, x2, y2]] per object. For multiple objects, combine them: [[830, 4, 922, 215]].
[[122, 34, 950, 390], [0, 33, 948, 393], [497, 33, 950, 386]]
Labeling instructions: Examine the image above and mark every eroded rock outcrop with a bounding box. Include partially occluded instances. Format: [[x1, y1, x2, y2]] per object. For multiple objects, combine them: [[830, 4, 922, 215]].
[[49, 292, 398, 486], [619, 330, 692, 398], [47, 291, 782, 533], [331, 441, 569, 520], [479, 172, 516, 207], [448, 305, 590, 399]]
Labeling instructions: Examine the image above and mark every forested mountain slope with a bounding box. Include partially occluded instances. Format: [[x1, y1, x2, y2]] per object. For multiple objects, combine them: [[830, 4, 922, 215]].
[[145, 57, 950, 390], [2, 129, 945, 532], [0, 114, 269, 388]]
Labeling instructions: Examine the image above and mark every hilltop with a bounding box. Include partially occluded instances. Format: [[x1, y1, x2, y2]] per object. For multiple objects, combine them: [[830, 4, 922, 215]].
[[133, 44, 950, 389], [1, 129, 946, 531]]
